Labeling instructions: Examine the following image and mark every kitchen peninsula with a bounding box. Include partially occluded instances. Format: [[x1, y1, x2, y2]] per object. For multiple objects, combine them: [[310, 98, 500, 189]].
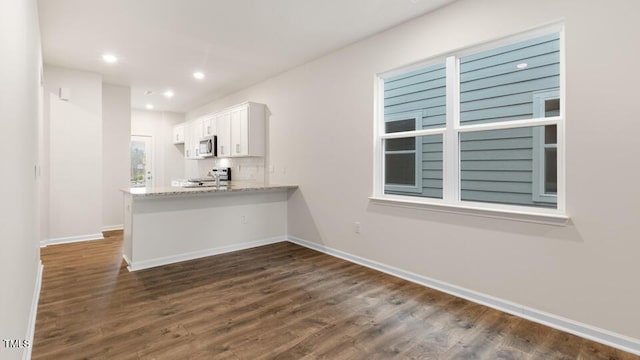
[[121, 182, 297, 271]]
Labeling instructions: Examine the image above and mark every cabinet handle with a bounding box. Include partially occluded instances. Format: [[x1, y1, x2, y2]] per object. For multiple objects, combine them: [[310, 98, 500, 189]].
[[196, 149, 199, 156], [221, 145, 224, 154], [207, 126, 211, 134], [236, 144, 240, 153], [186, 149, 189, 157]]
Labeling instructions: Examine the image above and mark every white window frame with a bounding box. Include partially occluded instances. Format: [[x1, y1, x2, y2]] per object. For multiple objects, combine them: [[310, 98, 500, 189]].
[[371, 23, 568, 226], [383, 111, 423, 194], [532, 89, 560, 204]]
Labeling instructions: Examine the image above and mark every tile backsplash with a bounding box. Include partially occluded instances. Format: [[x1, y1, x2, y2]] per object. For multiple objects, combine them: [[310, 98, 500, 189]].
[[188, 157, 266, 183]]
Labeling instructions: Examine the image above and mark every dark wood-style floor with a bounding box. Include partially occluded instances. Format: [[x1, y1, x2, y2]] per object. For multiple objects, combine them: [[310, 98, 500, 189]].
[[33, 231, 637, 360]]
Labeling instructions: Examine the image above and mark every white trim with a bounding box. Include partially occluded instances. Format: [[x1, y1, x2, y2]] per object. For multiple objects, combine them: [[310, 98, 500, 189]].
[[122, 253, 131, 267], [457, 116, 560, 132], [443, 55, 459, 202], [379, 128, 445, 139], [286, 236, 640, 356], [101, 224, 123, 232], [127, 236, 286, 271], [372, 75, 384, 197], [369, 196, 568, 226], [23, 260, 43, 360], [556, 24, 567, 214], [532, 89, 560, 204], [40, 233, 104, 247]]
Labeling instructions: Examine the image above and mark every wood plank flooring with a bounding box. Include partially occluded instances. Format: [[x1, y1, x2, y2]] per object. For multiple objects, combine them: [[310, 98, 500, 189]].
[[33, 231, 637, 359]]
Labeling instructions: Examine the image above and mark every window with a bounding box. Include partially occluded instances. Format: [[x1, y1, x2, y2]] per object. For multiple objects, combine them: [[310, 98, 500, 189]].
[[374, 26, 565, 220], [381, 62, 446, 199], [384, 111, 423, 193]]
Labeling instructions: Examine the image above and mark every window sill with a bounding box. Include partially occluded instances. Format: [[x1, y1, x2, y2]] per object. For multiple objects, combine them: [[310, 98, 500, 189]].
[[368, 196, 569, 226]]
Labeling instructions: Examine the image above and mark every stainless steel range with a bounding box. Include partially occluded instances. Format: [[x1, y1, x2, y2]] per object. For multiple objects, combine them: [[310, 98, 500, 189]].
[[211, 167, 231, 186], [182, 167, 232, 188]]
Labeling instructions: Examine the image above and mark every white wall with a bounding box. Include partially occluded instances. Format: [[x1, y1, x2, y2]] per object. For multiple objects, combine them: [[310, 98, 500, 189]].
[[188, 0, 640, 345], [44, 65, 103, 241], [102, 84, 131, 230], [131, 110, 185, 186], [0, 0, 42, 358]]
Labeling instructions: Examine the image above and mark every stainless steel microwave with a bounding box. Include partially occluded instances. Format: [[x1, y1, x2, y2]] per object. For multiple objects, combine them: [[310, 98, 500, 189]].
[[199, 136, 217, 157]]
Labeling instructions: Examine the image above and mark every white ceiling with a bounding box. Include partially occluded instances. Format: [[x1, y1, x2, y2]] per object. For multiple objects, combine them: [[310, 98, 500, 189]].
[[38, 0, 456, 112]]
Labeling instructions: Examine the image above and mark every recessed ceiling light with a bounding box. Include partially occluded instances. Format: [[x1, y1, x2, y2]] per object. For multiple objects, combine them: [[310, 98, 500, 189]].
[[193, 71, 205, 80], [163, 90, 175, 98], [516, 63, 528, 70], [102, 53, 118, 64], [145, 104, 154, 110]]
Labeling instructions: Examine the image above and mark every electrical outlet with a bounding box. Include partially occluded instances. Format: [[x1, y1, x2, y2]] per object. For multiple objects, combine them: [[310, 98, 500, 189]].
[[354, 222, 361, 234], [241, 215, 248, 224]]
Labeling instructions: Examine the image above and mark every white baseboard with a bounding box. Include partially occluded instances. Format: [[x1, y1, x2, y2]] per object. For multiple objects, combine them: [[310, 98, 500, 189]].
[[286, 235, 640, 356], [40, 233, 104, 247], [122, 253, 131, 267], [23, 260, 43, 360], [101, 224, 123, 232], [128, 236, 286, 271]]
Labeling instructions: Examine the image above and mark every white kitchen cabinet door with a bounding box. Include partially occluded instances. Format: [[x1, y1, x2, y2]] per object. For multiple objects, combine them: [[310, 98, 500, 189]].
[[216, 112, 231, 157], [183, 118, 204, 159], [230, 106, 249, 156], [184, 121, 193, 158], [172, 124, 185, 144], [192, 118, 204, 158], [203, 115, 216, 137]]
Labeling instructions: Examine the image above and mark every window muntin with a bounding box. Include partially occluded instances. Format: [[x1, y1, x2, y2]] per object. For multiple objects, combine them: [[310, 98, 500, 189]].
[[376, 28, 564, 215]]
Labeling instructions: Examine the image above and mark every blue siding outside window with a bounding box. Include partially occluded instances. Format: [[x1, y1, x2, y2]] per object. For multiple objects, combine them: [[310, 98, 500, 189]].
[[384, 63, 446, 130], [460, 33, 560, 125]]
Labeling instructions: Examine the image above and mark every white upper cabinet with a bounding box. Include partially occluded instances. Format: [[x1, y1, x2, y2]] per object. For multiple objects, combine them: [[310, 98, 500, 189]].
[[181, 101, 265, 160], [172, 124, 185, 144], [183, 117, 204, 159], [203, 115, 216, 137], [230, 105, 248, 156], [216, 111, 231, 157], [192, 117, 204, 158], [224, 102, 265, 158]]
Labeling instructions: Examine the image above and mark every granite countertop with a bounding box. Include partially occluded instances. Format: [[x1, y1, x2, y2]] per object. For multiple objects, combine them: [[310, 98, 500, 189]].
[[121, 181, 297, 197]]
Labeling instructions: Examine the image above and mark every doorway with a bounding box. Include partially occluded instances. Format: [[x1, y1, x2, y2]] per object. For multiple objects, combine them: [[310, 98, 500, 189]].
[[130, 135, 153, 187]]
